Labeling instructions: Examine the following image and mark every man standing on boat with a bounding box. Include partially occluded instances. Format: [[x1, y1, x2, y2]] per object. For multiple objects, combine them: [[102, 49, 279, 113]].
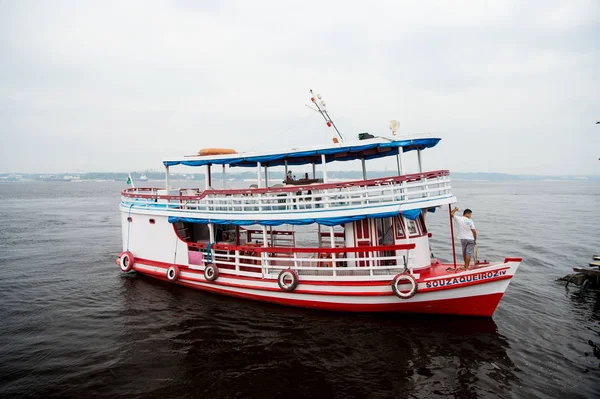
[[451, 207, 477, 270]]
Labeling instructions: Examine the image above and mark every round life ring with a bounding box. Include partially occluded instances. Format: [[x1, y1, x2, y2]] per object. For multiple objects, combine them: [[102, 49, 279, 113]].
[[167, 265, 180, 282], [277, 269, 299, 292], [198, 148, 238, 156], [391, 274, 418, 299], [204, 264, 219, 282], [118, 251, 135, 272]]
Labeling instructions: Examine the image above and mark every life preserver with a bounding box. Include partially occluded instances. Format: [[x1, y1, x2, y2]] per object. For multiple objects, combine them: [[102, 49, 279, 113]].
[[277, 269, 299, 292], [118, 251, 135, 272], [167, 265, 180, 282], [198, 148, 238, 156], [391, 274, 418, 299], [204, 264, 219, 282]]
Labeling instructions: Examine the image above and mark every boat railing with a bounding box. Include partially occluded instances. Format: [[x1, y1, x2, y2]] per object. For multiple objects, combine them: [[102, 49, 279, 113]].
[[122, 170, 452, 214], [188, 242, 416, 279]]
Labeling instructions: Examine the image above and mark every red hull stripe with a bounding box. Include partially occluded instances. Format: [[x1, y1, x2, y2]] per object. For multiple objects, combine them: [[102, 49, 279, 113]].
[[135, 261, 513, 297], [175, 279, 505, 316], [135, 257, 515, 288], [135, 257, 392, 286]]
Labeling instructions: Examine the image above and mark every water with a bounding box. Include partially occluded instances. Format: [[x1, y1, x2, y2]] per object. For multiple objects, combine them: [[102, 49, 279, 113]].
[[0, 180, 599, 398]]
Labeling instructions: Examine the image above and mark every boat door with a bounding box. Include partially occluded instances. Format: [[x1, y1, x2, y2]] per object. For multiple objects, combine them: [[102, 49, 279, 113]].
[[354, 219, 375, 267]]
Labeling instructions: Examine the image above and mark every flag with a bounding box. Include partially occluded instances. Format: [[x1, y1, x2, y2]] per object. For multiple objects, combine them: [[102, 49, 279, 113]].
[[127, 173, 135, 188]]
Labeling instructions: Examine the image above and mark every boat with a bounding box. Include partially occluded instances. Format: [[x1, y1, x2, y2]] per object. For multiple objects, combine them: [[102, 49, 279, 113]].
[[116, 95, 521, 317]]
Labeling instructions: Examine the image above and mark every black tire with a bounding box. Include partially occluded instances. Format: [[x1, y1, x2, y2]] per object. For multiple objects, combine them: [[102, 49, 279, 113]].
[[204, 264, 219, 282], [277, 269, 299, 292], [167, 265, 179, 282]]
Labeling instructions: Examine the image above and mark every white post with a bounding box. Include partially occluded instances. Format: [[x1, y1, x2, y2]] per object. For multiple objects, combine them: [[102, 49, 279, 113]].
[[398, 148, 406, 201], [222, 164, 226, 189], [417, 149, 428, 197], [396, 153, 401, 175], [257, 161, 262, 188], [329, 227, 337, 272], [403, 216, 411, 272], [205, 165, 211, 190], [208, 223, 215, 263], [208, 223, 215, 242], [321, 154, 328, 183], [165, 165, 170, 189], [361, 158, 367, 180], [264, 165, 269, 187], [284, 160, 288, 181], [398, 148, 405, 175], [312, 162, 316, 179], [261, 225, 269, 275]]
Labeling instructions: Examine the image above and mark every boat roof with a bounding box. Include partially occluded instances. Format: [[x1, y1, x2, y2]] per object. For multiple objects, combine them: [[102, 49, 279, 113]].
[[163, 134, 440, 168]]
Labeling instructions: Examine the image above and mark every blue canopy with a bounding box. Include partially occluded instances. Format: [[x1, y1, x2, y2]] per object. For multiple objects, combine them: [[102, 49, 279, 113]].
[[168, 208, 422, 227], [163, 137, 440, 168]]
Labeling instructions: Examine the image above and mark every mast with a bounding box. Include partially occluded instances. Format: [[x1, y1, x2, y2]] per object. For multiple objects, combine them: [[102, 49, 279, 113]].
[[310, 90, 344, 143]]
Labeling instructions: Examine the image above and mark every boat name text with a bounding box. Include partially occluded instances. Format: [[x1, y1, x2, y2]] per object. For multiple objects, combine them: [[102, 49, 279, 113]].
[[425, 269, 508, 289]]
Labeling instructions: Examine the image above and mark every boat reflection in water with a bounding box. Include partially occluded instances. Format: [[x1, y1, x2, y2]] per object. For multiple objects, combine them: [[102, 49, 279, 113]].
[[114, 275, 519, 398]]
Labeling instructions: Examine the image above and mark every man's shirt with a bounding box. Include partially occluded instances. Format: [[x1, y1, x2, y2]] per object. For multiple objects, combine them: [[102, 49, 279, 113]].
[[454, 215, 475, 240]]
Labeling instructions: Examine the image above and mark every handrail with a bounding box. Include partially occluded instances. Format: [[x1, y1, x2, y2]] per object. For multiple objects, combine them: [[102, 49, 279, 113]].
[[121, 170, 450, 201], [188, 242, 415, 254]]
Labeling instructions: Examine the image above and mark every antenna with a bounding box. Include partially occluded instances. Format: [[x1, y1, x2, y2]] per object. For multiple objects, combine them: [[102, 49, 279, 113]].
[[309, 89, 344, 143], [389, 120, 400, 136]]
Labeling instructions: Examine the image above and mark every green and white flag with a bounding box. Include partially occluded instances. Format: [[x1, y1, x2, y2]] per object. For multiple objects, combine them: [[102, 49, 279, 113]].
[[127, 173, 135, 188]]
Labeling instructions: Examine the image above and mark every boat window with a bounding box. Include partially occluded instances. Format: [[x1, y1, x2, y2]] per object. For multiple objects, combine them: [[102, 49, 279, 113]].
[[149, 218, 155, 224], [406, 219, 419, 236], [418, 214, 427, 234], [394, 217, 405, 239]]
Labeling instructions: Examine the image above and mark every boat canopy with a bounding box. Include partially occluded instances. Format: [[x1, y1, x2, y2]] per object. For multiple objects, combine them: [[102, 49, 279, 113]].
[[167, 208, 426, 227], [163, 136, 440, 168]]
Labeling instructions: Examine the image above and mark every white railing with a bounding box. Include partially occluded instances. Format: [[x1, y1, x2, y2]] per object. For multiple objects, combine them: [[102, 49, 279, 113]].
[[122, 170, 453, 215], [187, 242, 416, 279]]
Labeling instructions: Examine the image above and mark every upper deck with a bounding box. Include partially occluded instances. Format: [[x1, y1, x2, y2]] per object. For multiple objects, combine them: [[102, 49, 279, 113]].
[[121, 169, 455, 223]]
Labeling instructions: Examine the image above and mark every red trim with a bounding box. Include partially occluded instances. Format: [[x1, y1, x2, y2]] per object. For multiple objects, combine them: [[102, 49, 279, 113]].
[[504, 257, 522, 263], [186, 241, 416, 254], [173, 280, 505, 316], [121, 170, 450, 201], [134, 257, 514, 296]]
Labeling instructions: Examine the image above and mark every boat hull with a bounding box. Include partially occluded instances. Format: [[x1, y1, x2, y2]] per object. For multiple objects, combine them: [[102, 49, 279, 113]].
[[130, 259, 520, 317]]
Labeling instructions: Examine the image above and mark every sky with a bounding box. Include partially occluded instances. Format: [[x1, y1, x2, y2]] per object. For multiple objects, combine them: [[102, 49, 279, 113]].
[[0, 0, 599, 175]]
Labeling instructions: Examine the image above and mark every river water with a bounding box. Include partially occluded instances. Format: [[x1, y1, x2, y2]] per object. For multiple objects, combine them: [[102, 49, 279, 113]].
[[0, 180, 598, 398]]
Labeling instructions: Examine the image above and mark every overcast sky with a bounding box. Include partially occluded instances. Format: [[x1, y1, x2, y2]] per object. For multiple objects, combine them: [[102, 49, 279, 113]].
[[1, 0, 599, 175]]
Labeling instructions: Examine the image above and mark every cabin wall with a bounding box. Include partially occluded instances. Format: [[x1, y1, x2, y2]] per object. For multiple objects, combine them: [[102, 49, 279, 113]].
[[120, 211, 189, 265]]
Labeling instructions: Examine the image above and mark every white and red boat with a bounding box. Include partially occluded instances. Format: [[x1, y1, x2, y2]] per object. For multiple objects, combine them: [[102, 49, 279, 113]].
[[117, 98, 521, 317]]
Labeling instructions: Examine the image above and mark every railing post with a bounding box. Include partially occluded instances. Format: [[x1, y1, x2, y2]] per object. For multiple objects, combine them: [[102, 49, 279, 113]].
[[235, 249, 240, 273], [329, 227, 337, 276]]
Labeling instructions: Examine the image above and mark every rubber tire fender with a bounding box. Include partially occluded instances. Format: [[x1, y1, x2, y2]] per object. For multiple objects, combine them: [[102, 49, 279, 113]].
[[391, 273, 418, 299], [118, 251, 135, 272], [204, 264, 219, 282], [167, 265, 180, 282], [277, 269, 299, 292]]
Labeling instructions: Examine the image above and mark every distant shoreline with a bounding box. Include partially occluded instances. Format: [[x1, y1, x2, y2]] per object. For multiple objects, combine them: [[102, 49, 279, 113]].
[[1, 171, 599, 183]]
